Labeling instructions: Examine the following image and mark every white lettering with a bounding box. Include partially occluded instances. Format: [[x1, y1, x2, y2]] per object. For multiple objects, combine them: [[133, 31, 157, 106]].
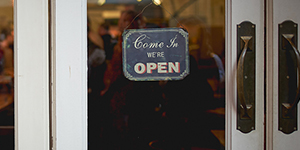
[[134, 63, 146, 74], [147, 52, 152, 57], [168, 62, 180, 73], [147, 52, 165, 58], [157, 52, 164, 57], [159, 42, 164, 48], [157, 62, 168, 73], [133, 34, 179, 49], [167, 35, 179, 48], [133, 34, 147, 49], [134, 62, 180, 74], [147, 63, 157, 73], [143, 43, 149, 48], [149, 43, 158, 48]]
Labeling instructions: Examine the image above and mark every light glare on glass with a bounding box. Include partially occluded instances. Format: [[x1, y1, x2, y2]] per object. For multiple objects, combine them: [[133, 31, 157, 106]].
[[153, 0, 162, 5], [98, 0, 106, 5]]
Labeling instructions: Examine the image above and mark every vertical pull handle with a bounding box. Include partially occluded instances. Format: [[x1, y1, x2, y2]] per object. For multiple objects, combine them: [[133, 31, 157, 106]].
[[282, 34, 300, 115], [237, 36, 253, 119], [278, 20, 298, 134], [237, 21, 256, 133]]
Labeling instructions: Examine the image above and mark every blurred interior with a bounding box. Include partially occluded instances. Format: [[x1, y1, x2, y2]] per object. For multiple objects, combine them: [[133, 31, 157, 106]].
[[87, 0, 225, 150], [0, 0, 14, 150]]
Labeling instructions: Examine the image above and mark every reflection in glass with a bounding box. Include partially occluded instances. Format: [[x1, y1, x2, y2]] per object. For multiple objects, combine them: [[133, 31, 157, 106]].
[[87, 0, 225, 149], [0, 0, 14, 149]]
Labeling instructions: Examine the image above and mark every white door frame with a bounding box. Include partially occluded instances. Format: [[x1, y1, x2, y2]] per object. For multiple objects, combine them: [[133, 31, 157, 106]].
[[50, 0, 87, 149], [15, 0, 49, 149], [15, 0, 87, 149]]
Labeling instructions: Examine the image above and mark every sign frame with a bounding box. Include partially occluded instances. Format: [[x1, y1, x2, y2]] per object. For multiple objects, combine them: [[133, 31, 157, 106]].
[[122, 27, 189, 81]]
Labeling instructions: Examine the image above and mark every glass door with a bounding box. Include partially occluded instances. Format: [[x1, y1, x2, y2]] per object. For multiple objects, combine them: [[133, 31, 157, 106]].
[[87, 0, 300, 149], [87, 0, 225, 149], [11, 0, 300, 149]]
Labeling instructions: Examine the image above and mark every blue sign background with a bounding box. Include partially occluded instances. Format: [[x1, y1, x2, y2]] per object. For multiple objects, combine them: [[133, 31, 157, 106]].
[[123, 28, 189, 81]]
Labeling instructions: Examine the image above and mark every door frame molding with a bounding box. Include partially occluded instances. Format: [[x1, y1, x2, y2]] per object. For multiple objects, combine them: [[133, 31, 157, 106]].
[[266, 0, 274, 149], [225, 0, 233, 149], [15, 0, 50, 149], [50, 0, 87, 149]]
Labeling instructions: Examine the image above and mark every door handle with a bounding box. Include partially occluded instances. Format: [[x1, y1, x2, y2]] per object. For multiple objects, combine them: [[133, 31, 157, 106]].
[[278, 20, 298, 134], [237, 36, 253, 119], [237, 21, 256, 133], [282, 34, 300, 115]]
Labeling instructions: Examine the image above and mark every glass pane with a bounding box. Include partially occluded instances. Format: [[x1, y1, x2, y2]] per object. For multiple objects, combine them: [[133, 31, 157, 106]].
[[0, 0, 14, 150], [87, 0, 225, 149]]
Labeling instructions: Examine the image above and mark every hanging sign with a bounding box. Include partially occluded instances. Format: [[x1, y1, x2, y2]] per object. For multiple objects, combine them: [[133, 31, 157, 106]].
[[122, 28, 189, 81]]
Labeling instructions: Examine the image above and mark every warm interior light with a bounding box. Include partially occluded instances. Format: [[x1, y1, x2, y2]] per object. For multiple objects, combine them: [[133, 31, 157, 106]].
[[98, 0, 106, 6], [137, 0, 142, 2], [152, 0, 162, 5]]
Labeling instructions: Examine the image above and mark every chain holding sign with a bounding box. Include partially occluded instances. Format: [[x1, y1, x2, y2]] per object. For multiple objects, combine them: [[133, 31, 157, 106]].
[[122, 28, 189, 81]]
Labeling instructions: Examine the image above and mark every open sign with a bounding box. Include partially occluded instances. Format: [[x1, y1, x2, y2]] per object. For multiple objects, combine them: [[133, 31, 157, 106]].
[[122, 28, 189, 81]]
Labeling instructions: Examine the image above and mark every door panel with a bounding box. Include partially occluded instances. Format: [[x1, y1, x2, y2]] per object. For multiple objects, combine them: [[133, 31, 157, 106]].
[[267, 0, 300, 149], [226, 0, 264, 149]]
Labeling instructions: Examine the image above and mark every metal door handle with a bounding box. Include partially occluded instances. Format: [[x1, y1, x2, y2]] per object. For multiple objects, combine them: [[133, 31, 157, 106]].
[[237, 21, 256, 133], [282, 34, 300, 116], [237, 36, 252, 119], [278, 20, 298, 134]]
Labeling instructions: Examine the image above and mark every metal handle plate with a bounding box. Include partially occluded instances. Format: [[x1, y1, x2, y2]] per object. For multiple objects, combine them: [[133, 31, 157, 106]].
[[237, 21, 256, 133], [279, 20, 299, 134]]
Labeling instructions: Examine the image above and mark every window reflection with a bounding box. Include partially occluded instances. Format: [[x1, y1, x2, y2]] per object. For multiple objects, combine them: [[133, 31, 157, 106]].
[[0, 0, 14, 149], [87, 0, 225, 149]]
